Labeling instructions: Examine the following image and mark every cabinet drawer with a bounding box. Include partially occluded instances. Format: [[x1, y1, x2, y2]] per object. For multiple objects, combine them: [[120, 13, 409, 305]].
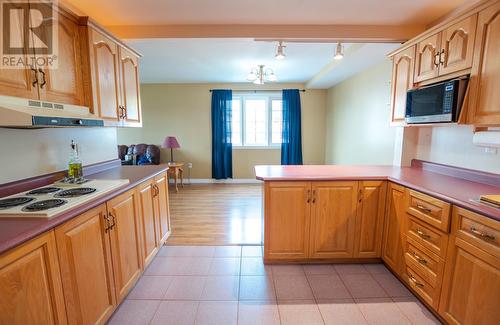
[[406, 215, 449, 258], [406, 189, 451, 232], [404, 236, 444, 288], [453, 207, 499, 258], [405, 265, 440, 310]]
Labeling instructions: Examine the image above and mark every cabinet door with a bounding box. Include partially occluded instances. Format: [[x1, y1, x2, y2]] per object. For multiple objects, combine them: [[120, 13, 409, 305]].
[[55, 204, 116, 325], [390, 46, 415, 124], [439, 15, 477, 76], [468, 2, 500, 126], [382, 183, 406, 276], [0, 1, 39, 100], [439, 237, 500, 324], [138, 180, 159, 267], [120, 47, 141, 126], [354, 181, 387, 258], [0, 232, 67, 325], [90, 29, 121, 124], [309, 182, 358, 259], [36, 8, 84, 105], [264, 182, 311, 260], [414, 33, 441, 82], [107, 189, 143, 302], [155, 173, 171, 244]]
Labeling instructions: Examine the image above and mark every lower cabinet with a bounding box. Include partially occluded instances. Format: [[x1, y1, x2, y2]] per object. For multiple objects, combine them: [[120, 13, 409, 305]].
[[264, 181, 311, 260], [265, 180, 386, 261], [155, 172, 171, 244], [381, 182, 406, 276], [107, 189, 143, 303], [438, 207, 500, 325], [138, 179, 159, 267], [55, 204, 116, 325], [0, 232, 67, 325], [309, 181, 358, 259]]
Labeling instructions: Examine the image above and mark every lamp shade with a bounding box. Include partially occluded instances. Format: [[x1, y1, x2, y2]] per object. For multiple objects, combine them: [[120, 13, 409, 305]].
[[162, 136, 180, 149]]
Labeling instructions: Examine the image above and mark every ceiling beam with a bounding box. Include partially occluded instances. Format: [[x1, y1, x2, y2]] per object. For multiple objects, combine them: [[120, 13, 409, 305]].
[[107, 24, 424, 42]]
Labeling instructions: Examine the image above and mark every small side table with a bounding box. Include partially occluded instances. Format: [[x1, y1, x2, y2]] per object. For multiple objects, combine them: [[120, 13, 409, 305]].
[[167, 162, 184, 192]]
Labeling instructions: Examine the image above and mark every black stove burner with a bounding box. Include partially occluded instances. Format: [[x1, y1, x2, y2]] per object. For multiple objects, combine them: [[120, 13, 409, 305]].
[[0, 197, 35, 210], [27, 187, 62, 195], [22, 199, 67, 212], [55, 187, 97, 198]]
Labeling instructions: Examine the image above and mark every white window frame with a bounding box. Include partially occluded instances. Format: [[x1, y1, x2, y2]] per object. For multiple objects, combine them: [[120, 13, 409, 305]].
[[232, 92, 282, 149]]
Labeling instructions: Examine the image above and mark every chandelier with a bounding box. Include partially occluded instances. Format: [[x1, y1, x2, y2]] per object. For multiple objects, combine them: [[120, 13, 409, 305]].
[[246, 65, 277, 85]]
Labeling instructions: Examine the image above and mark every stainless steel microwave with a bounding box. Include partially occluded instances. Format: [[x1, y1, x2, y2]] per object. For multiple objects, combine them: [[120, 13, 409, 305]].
[[405, 77, 469, 124]]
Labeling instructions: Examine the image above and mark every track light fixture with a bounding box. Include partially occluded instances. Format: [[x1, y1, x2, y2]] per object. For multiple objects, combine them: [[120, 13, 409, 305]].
[[275, 41, 286, 60], [334, 42, 344, 60]]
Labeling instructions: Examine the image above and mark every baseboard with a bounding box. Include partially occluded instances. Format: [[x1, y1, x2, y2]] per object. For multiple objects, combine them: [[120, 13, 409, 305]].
[[182, 178, 262, 184]]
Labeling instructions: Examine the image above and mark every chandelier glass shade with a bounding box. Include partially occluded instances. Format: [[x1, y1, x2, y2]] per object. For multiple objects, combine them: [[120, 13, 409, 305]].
[[246, 65, 277, 84]]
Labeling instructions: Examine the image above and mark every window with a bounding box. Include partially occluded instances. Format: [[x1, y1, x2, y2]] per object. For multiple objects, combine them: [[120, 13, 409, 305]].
[[231, 93, 282, 148]]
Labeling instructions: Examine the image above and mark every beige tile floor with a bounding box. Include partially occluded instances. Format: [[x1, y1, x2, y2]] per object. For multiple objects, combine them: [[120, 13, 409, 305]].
[[108, 245, 441, 325]]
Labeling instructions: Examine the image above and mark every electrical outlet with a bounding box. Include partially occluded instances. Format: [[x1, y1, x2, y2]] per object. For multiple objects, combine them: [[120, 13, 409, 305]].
[[484, 147, 498, 155]]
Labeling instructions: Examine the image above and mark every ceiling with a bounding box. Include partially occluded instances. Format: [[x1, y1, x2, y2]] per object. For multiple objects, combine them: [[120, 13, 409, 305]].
[[128, 39, 399, 88], [64, 0, 467, 26]]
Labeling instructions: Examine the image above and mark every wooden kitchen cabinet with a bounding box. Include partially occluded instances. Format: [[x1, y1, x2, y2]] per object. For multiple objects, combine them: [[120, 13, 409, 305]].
[[155, 172, 171, 244], [264, 182, 311, 260], [390, 46, 415, 124], [354, 181, 387, 258], [0, 231, 67, 325], [309, 182, 358, 259], [36, 6, 85, 105], [55, 204, 116, 325], [467, 2, 500, 126], [414, 33, 441, 83], [439, 207, 500, 324], [120, 47, 142, 126], [382, 183, 406, 275], [87, 28, 121, 125], [138, 179, 159, 267], [106, 189, 143, 302]]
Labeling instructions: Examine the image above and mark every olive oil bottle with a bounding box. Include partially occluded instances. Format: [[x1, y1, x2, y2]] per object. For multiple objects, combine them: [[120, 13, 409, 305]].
[[68, 140, 83, 179]]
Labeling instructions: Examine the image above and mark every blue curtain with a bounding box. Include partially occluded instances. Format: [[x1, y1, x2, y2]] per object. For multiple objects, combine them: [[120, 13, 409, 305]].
[[281, 89, 303, 165], [211, 89, 233, 179]]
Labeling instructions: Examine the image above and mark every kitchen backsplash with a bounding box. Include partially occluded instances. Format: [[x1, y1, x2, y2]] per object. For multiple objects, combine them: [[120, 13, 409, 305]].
[[0, 127, 118, 184]]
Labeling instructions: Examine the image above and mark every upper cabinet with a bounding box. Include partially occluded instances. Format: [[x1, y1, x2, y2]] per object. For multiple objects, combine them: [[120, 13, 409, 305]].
[[467, 2, 500, 126], [390, 46, 415, 124], [388, 0, 500, 127], [81, 22, 143, 127]]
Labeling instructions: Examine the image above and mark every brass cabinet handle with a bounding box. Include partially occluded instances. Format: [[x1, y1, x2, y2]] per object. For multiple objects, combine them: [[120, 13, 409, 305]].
[[30, 66, 38, 87], [122, 105, 127, 119], [312, 190, 316, 204], [439, 49, 446, 64], [411, 251, 428, 265], [306, 189, 311, 203], [104, 213, 111, 232], [434, 51, 441, 66], [118, 105, 125, 119], [470, 226, 495, 241], [38, 68, 46, 88], [408, 273, 424, 288], [153, 184, 159, 197], [416, 228, 430, 240], [108, 212, 116, 230], [416, 204, 432, 214]]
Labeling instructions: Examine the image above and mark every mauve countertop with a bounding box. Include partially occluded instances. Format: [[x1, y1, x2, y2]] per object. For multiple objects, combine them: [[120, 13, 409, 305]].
[[0, 165, 169, 255], [255, 165, 500, 221]]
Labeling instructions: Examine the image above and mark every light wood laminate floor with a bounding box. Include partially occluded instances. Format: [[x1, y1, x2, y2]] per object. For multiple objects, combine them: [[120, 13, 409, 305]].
[[167, 184, 262, 245]]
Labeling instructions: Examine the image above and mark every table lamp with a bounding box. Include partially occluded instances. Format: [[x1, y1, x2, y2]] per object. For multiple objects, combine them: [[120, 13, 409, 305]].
[[162, 136, 180, 163]]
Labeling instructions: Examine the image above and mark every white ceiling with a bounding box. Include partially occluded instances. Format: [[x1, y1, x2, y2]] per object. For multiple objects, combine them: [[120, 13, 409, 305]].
[[127, 38, 399, 88], [65, 0, 467, 26]]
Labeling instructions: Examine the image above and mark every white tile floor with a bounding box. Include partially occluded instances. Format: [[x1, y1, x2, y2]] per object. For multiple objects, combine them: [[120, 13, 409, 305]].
[[107, 245, 441, 325]]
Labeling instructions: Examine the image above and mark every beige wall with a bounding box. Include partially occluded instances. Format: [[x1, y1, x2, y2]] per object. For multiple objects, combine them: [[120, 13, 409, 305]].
[[0, 127, 118, 184], [117, 83, 327, 179], [325, 60, 396, 165], [414, 126, 500, 174]]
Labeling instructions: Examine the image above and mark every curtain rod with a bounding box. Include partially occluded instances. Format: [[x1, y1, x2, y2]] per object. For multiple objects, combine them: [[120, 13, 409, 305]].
[[209, 89, 306, 93]]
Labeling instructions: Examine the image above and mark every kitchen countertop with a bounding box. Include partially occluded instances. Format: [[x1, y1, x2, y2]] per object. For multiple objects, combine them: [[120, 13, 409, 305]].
[[255, 165, 500, 221], [0, 164, 169, 255]]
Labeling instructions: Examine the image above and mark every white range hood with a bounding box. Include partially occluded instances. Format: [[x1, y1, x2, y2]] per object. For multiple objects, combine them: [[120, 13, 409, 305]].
[[0, 95, 104, 128]]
